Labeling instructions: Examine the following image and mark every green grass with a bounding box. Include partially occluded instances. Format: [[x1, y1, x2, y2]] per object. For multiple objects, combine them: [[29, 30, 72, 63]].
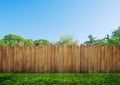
[[0, 73, 120, 85]]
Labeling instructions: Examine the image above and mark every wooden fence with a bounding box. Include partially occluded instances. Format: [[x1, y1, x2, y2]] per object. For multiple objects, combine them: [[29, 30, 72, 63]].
[[0, 45, 120, 73]]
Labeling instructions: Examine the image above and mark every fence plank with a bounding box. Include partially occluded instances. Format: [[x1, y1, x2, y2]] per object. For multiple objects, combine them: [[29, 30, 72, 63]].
[[59, 45, 64, 73], [54, 45, 59, 72], [67, 46, 73, 72], [100, 46, 105, 72], [88, 45, 93, 73], [0, 45, 2, 72], [106, 46, 113, 73], [85, 45, 89, 73], [95, 45, 101, 73], [1, 46, 7, 72], [63, 44, 68, 73], [30, 46, 35, 72], [51, 45, 55, 73], [72, 45, 76, 73], [105, 45, 113, 73], [80, 44, 86, 72], [117, 46, 120, 72], [47, 45, 52, 72], [35, 46, 40, 72], [9, 46, 14, 73], [22, 46, 30, 72], [14, 45, 23, 73], [75, 45, 80, 73]]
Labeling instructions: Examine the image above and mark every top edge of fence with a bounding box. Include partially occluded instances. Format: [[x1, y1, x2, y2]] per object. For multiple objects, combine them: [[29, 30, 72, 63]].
[[0, 44, 120, 47]]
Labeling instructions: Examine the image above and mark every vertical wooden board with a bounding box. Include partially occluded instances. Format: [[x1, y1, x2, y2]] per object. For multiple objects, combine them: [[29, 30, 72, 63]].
[[72, 45, 80, 73], [72, 45, 76, 73], [58, 45, 61, 73], [113, 45, 120, 72], [30, 46, 35, 73], [9, 46, 14, 73], [105, 45, 109, 73], [104, 45, 108, 73], [5, 45, 11, 73], [14, 45, 17, 72], [71, 45, 74, 72], [93, 45, 96, 73], [40, 46, 43, 73], [87, 45, 91, 73], [34, 46, 37, 72], [105, 45, 113, 73], [7, 45, 11, 73], [51, 45, 55, 73], [22, 46, 30, 73], [117, 46, 120, 72], [116, 45, 119, 72], [68, 46, 72, 73], [18, 46, 23, 73], [6, 46, 10, 73], [47, 45, 52, 73], [87, 45, 95, 73], [28, 46, 32, 73], [100, 46, 105, 73], [37, 46, 42, 73], [6, 45, 10, 73], [58, 45, 63, 73], [87, 45, 90, 73], [1, 46, 7, 72], [112, 46, 116, 72], [40, 46, 44, 73], [95, 45, 101, 73], [42, 46, 46, 73], [54, 45, 58, 72], [57, 45, 60, 73], [45, 46, 48, 73], [0, 45, 2, 72], [28, 46, 35, 73], [85, 45, 89, 73], [47, 45, 49, 72], [87, 45, 92, 73], [61, 45, 64, 73], [14, 45, 23, 73], [75, 45, 78, 73], [79, 45, 81, 73], [22, 46, 25, 72], [91, 45, 95, 73], [80, 44, 85, 73], [67, 46, 73, 73], [39, 45, 44, 73], [58, 46, 62, 73], [37, 46, 41, 72], [107, 46, 113, 73], [41, 46, 47, 73], [27, 46, 31, 73], [54, 45, 57, 72], [63, 44, 68, 73], [35, 46, 40, 72], [75, 45, 80, 73]]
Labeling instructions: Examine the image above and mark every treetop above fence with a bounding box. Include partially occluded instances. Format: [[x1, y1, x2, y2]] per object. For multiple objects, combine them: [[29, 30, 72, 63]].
[[0, 44, 120, 48]]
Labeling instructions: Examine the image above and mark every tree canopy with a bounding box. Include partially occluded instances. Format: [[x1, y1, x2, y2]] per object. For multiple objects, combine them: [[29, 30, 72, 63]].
[[56, 35, 78, 45], [0, 34, 50, 46], [0, 26, 120, 46], [84, 27, 120, 46]]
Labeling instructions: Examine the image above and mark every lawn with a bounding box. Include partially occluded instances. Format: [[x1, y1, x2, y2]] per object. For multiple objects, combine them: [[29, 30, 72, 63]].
[[0, 73, 120, 85]]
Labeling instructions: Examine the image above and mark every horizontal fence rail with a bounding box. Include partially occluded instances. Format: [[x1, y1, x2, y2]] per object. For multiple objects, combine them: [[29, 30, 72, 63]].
[[0, 45, 120, 73]]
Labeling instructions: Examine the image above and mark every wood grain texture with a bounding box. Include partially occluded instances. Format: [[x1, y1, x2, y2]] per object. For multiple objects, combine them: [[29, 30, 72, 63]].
[[0, 45, 120, 73]]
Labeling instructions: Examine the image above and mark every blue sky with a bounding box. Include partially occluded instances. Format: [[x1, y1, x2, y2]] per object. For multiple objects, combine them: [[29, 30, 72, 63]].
[[0, 0, 120, 43]]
